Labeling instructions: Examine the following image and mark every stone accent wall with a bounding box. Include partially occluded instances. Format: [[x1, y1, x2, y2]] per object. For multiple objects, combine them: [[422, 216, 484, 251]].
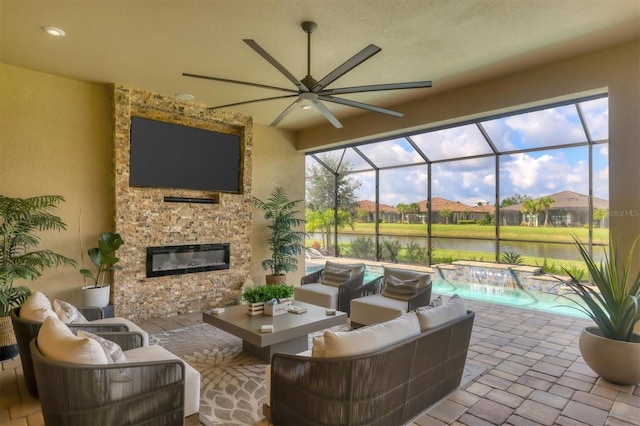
[[112, 85, 252, 321]]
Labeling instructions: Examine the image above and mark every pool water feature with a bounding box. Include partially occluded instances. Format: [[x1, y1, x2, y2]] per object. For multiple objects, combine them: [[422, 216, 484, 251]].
[[305, 264, 587, 319]]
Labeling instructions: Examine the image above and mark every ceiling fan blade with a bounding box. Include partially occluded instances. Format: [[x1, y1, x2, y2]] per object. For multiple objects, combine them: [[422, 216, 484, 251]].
[[270, 98, 304, 127], [208, 94, 299, 110], [311, 99, 343, 128], [312, 44, 382, 92], [182, 72, 298, 93], [243, 39, 309, 92], [318, 95, 403, 117], [320, 81, 432, 96]]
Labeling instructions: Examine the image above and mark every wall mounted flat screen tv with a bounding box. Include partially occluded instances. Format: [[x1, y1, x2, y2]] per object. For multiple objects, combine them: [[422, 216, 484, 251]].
[[129, 116, 241, 193]]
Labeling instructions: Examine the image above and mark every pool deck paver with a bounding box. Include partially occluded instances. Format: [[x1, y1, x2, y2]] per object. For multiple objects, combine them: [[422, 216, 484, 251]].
[[1, 298, 639, 426]]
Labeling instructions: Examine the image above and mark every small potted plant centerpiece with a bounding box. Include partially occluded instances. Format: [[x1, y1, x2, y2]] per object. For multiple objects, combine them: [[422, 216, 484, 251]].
[[557, 234, 640, 385], [0, 195, 76, 360], [80, 231, 125, 308], [242, 284, 294, 315], [253, 187, 306, 285]]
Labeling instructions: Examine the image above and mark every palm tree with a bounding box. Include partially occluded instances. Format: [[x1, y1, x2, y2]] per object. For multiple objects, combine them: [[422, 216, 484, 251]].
[[522, 199, 536, 227], [1, 195, 76, 316], [440, 208, 453, 224], [305, 208, 353, 252], [396, 203, 408, 223], [538, 196, 555, 226]]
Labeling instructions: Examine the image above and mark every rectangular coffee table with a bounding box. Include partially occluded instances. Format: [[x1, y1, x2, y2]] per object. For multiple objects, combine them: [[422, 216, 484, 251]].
[[202, 301, 347, 362]]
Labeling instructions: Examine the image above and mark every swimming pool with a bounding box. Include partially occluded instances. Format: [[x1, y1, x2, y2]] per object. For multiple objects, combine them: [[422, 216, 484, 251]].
[[305, 264, 587, 319]]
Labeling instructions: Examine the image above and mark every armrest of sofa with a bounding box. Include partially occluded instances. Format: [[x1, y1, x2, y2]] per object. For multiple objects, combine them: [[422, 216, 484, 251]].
[[77, 306, 105, 320], [407, 283, 432, 311], [300, 268, 324, 285]]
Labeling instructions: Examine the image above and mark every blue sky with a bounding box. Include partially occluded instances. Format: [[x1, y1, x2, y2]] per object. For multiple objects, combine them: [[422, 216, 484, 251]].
[[307, 97, 609, 206]]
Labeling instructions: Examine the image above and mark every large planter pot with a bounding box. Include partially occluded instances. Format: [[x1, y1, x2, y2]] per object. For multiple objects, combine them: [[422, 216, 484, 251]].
[[0, 315, 19, 361], [81, 285, 111, 308], [266, 274, 286, 285], [579, 326, 640, 385]]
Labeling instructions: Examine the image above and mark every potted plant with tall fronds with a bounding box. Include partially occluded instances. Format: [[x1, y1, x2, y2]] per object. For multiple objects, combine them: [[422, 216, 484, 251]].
[[79, 231, 124, 307], [253, 187, 306, 285], [558, 234, 640, 385], [0, 195, 76, 360]]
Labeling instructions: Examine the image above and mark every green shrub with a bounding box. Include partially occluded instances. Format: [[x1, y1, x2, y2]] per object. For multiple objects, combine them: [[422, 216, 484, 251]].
[[349, 236, 376, 259], [242, 284, 294, 304], [500, 252, 523, 265]]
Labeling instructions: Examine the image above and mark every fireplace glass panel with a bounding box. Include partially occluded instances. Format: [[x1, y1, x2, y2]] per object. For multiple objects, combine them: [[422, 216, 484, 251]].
[[146, 243, 230, 277]]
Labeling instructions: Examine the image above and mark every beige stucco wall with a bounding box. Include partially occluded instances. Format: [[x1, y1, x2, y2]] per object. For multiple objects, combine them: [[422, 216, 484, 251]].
[[0, 64, 113, 305], [297, 40, 640, 273], [250, 125, 306, 287]]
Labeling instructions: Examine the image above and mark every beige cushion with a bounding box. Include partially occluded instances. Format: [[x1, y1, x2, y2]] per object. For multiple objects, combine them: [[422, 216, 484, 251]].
[[54, 299, 89, 324], [350, 293, 409, 326], [324, 260, 365, 277], [312, 335, 325, 357], [91, 317, 149, 346], [123, 345, 201, 416], [78, 330, 131, 381], [416, 294, 466, 331], [294, 284, 339, 309], [382, 275, 420, 300], [320, 312, 420, 358], [320, 266, 352, 287], [20, 291, 57, 322], [37, 316, 109, 364]]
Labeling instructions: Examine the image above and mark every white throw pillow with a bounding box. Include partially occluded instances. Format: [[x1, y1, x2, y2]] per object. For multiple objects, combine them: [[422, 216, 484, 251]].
[[321, 312, 421, 358], [416, 294, 466, 331], [37, 316, 109, 364], [311, 335, 325, 357], [78, 330, 131, 381], [414, 295, 443, 312], [54, 299, 89, 324], [19, 291, 57, 321]]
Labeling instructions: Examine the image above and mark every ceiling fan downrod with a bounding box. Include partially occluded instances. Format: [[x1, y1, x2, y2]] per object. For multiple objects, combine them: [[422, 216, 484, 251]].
[[301, 21, 318, 90]]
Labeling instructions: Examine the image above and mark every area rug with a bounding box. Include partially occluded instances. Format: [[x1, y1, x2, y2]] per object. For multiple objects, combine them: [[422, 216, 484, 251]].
[[151, 323, 487, 426]]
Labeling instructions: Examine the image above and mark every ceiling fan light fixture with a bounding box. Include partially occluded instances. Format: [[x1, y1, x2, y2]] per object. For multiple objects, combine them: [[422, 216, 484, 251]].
[[175, 93, 195, 100], [301, 103, 313, 110], [42, 26, 65, 37]]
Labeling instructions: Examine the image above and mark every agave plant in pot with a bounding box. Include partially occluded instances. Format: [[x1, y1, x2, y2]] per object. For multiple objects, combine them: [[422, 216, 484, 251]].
[[79, 231, 124, 308], [559, 234, 640, 385], [253, 187, 306, 285], [0, 195, 76, 360]]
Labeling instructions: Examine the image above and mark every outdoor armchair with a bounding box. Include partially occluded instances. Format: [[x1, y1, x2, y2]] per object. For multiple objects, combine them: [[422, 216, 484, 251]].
[[10, 305, 148, 398], [294, 261, 366, 315], [350, 266, 432, 327], [31, 333, 186, 425]]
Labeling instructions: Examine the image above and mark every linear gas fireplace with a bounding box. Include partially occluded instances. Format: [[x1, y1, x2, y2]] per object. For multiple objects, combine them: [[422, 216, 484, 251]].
[[146, 243, 230, 278]]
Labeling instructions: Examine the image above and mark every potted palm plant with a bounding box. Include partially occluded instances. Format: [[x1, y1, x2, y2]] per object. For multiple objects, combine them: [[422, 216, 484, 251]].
[[0, 195, 76, 360], [79, 231, 125, 307], [253, 187, 306, 285], [559, 234, 640, 385]]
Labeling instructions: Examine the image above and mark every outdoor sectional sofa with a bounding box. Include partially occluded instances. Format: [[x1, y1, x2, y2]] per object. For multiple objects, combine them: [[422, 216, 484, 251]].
[[266, 295, 474, 425]]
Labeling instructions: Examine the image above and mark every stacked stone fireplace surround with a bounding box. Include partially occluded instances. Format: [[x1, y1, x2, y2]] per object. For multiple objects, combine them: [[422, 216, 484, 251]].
[[113, 85, 253, 321]]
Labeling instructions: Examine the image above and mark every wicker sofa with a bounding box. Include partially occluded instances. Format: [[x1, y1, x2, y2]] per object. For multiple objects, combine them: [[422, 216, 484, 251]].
[[267, 297, 474, 426]]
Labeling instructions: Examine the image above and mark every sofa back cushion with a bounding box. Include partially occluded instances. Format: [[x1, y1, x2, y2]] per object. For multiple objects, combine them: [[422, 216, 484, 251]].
[[19, 291, 57, 322], [415, 294, 466, 331], [38, 316, 109, 364], [315, 312, 420, 358]]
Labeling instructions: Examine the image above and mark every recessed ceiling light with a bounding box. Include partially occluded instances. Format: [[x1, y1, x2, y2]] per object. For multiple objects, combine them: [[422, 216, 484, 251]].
[[42, 26, 66, 37], [176, 93, 195, 101]]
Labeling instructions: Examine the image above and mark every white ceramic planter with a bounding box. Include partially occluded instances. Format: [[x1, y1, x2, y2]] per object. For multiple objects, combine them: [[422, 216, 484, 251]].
[[579, 326, 640, 385], [81, 285, 111, 308]]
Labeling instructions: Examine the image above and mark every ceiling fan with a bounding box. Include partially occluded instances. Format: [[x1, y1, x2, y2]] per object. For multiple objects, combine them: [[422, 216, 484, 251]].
[[183, 21, 432, 128]]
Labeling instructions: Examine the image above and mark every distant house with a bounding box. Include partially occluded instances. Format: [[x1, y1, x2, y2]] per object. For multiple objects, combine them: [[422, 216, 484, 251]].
[[500, 190, 609, 227], [358, 198, 495, 224]]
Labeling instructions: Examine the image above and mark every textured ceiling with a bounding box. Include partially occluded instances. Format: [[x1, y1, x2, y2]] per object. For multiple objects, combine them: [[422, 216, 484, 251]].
[[1, 0, 638, 130]]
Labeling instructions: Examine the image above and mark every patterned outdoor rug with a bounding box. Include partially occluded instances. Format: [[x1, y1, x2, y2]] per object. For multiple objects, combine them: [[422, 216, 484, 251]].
[[151, 323, 487, 426]]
